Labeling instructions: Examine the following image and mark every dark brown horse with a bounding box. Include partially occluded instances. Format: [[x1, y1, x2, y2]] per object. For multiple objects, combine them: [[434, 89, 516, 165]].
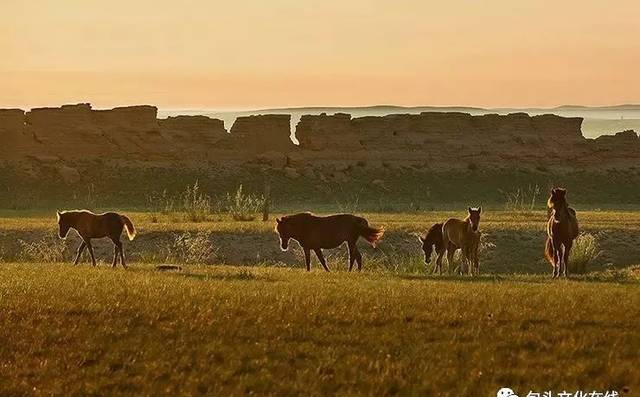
[[57, 210, 136, 268], [419, 223, 445, 268], [275, 213, 384, 271], [545, 188, 579, 277]]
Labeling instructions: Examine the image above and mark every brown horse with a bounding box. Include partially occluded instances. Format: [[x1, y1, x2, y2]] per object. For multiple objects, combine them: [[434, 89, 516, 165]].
[[419, 223, 446, 268], [439, 207, 482, 275], [545, 188, 579, 277], [275, 213, 384, 271], [57, 210, 136, 268]]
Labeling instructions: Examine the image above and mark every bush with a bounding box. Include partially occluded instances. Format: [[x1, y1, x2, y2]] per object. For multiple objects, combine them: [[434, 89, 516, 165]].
[[18, 236, 67, 263], [182, 181, 212, 222], [569, 232, 602, 273], [166, 231, 217, 264], [226, 185, 265, 222]]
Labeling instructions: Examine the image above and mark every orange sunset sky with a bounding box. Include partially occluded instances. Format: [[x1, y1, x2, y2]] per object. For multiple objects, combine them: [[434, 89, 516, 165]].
[[1, 0, 639, 110]]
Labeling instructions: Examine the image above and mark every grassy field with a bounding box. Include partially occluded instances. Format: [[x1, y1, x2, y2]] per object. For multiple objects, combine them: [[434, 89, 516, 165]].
[[0, 264, 638, 396], [1, 209, 639, 396]]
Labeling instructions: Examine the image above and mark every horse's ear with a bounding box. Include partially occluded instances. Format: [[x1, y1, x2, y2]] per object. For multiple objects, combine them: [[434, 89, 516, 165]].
[[468, 207, 472, 213], [276, 217, 282, 224], [478, 206, 482, 214], [56, 211, 61, 221]]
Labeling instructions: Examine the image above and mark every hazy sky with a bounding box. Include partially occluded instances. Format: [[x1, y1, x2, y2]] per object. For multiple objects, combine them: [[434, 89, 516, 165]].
[[1, 0, 639, 109]]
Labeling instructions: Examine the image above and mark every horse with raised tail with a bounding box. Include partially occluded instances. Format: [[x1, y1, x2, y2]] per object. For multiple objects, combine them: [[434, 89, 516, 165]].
[[275, 213, 384, 271], [57, 210, 136, 268]]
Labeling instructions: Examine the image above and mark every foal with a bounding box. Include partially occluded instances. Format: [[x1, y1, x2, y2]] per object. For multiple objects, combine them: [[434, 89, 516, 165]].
[[57, 210, 136, 268], [419, 222, 445, 268], [439, 207, 482, 275], [275, 213, 384, 271]]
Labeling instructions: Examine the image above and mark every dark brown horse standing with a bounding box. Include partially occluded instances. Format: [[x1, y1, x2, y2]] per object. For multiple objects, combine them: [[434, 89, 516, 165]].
[[57, 210, 136, 268], [419, 222, 445, 268], [545, 188, 579, 277], [275, 213, 384, 271]]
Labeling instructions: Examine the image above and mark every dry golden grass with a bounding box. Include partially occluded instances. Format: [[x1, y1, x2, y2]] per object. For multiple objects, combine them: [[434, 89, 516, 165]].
[[1, 263, 638, 396]]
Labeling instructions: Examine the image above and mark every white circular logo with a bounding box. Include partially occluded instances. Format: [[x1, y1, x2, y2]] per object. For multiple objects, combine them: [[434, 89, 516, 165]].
[[496, 388, 518, 397]]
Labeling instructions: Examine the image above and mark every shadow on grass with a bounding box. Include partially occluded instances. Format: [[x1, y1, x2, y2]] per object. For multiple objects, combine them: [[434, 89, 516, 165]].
[[174, 271, 279, 283]]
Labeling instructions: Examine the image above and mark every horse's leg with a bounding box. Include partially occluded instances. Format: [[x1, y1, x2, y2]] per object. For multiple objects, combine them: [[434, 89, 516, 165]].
[[118, 240, 127, 269], [435, 250, 444, 275], [446, 243, 456, 275], [354, 246, 363, 271], [73, 241, 86, 265], [86, 239, 97, 267], [563, 240, 572, 277], [462, 247, 470, 276], [110, 238, 119, 268], [303, 248, 311, 272], [347, 242, 356, 272], [552, 239, 562, 278], [471, 244, 478, 276], [314, 249, 330, 272]]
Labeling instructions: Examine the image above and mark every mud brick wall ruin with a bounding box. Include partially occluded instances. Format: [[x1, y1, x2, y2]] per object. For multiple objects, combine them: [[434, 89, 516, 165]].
[[1, 104, 638, 175]]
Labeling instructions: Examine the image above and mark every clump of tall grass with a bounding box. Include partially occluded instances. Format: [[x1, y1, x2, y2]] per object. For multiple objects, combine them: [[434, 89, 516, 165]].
[[166, 231, 218, 264], [499, 184, 541, 212], [182, 181, 213, 222], [18, 236, 67, 263], [226, 185, 265, 222], [147, 181, 216, 223], [569, 232, 603, 273]]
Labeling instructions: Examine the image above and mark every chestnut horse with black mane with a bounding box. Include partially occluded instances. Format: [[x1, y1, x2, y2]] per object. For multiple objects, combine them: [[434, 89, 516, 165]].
[[545, 188, 579, 277], [57, 210, 136, 268], [275, 213, 384, 271]]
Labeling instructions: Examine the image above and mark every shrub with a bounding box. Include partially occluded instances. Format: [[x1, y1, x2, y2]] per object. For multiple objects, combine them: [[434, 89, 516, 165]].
[[569, 232, 602, 273], [226, 185, 265, 222], [18, 236, 67, 263], [166, 231, 217, 264]]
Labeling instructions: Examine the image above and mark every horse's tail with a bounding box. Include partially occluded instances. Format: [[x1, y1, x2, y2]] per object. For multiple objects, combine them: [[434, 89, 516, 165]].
[[120, 215, 137, 241], [358, 219, 385, 247], [544, 236, 554, 265]]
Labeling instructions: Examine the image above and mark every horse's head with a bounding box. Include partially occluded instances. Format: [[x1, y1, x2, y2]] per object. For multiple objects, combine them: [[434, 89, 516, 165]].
[[467, 207, 482, 231], [56, 211, 71, 239], [548, 187, 568, 209], [418, 235, 433, 265], [275, 217, 290, 251]]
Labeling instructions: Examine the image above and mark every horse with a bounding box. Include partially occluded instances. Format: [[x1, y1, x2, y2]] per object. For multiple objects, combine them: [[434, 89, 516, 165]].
[[438, 207, 482, 275], [545, 188, 579, 277], [275, 213, 384, 271], [462, 230, 481, 275], [419, 222, 446, 269], [57, 210, 136, 268]]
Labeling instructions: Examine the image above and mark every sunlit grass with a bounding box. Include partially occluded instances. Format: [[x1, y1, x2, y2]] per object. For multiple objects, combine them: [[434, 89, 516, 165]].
[[0, 263, 638, 396]]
